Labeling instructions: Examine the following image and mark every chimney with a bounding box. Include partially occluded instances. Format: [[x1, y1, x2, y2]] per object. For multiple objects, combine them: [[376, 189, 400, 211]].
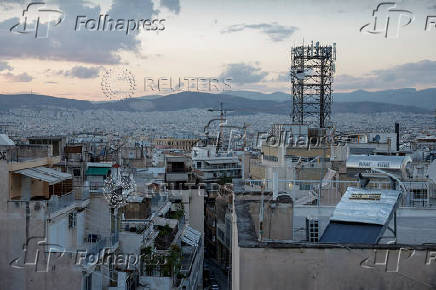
[[272, 170, 278, 200], [395, 123, 400, 152]]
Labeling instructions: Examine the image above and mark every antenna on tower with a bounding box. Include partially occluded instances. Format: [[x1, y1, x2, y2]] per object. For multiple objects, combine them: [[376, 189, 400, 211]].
[[290, 41, 336, 128]]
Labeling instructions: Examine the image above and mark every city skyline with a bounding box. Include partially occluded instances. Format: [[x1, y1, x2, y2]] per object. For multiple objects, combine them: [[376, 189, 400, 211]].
[[1, 0, 436, 100]]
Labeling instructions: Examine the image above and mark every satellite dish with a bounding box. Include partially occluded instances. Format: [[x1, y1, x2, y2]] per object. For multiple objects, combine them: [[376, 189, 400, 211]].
[[294, 68, 313, 80]]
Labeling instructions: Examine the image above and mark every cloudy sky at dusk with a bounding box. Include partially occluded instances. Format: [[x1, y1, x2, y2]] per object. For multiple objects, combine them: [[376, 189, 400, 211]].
[[0, 0, 435, 100]]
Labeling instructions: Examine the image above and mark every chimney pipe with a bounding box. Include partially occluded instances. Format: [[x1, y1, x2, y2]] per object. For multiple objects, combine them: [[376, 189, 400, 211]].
[[395, 123, 400, 152]]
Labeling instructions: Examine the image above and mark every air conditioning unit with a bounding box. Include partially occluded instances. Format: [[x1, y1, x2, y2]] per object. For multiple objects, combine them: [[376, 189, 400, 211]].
[[306, 217, 319, 242]]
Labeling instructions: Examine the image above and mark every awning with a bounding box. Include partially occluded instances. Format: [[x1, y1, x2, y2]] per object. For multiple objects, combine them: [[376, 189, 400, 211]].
[[346, 155, 412, 170], [428, 160, 436, 184], [205, 159, 239, 165], [182, 225, 201, 247], [85, 167, 111, 176], [16, 167, 71, 185]]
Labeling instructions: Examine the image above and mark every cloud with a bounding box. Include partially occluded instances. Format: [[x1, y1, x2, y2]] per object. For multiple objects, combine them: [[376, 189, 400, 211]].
[[160, 0, 180, 14], [0, 0, 160, 64], [0, 61, 13, 71], [222, 22, 298, 42], [3, 72, 33, 82], [335, 60, 436, 90], [64, 66, 101, 79], [273, 72, 290, 82], [219, 63, 268, 84]]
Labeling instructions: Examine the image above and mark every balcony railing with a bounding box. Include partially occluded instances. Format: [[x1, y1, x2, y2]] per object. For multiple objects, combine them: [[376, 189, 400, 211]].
[[86, 233, 119, 256], [47, 189, 90, 215], [47, 192, 75, 214]]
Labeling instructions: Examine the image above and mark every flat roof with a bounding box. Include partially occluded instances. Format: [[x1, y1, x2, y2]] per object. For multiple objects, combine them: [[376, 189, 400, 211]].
[[234, 196, 436, 248], [0, 134, 14, 146]]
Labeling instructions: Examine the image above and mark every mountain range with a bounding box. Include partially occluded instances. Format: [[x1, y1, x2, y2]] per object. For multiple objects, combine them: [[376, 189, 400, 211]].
[[0, 89, 434, 115], [227, 88, 436, 110]]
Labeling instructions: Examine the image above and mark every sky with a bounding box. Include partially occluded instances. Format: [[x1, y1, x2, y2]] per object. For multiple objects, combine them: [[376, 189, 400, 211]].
[[0, 0, 435, 101]]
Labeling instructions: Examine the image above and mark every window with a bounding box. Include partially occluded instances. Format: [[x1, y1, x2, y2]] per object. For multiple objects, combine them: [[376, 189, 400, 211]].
[[84, 274, 92, 290], [306, 217, 319, 242], [69, 212, 77, 229], [73, 168, 81, 177], [412, 189, 427, 200], [264, 155, 278, 162]]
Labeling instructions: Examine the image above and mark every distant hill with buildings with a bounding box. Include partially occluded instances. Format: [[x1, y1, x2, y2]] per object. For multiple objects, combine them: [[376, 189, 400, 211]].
[[227, 88, 435, 110], [0, 90, 433, 114]]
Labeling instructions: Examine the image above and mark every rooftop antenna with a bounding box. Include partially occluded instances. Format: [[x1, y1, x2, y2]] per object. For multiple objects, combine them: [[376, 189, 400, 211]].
[[208, 101, 234, 151]]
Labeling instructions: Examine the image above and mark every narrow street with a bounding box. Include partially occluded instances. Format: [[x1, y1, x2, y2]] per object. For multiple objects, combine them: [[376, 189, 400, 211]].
[[204, 258, 230, 290]]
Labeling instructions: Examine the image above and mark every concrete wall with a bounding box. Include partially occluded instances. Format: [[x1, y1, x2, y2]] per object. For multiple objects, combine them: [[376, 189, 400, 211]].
[[10, 144, 51, 161], [86, 196, 112, 238], [119, 231, 143, 256], [233, 246, 436, 290], [1, 160, 10, 209], [188, 188, 204, 236], [0, 201, 83, 290], [140, 276, 172, 290]]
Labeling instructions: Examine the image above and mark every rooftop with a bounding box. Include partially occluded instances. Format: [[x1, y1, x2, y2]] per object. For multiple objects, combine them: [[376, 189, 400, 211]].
[[0, 134, 14, 146], [233, 193, 436, 249]]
